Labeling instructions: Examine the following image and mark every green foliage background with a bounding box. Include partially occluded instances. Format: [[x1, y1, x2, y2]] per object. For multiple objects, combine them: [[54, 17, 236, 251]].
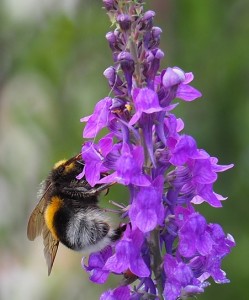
[[0, 0, 248, 299]]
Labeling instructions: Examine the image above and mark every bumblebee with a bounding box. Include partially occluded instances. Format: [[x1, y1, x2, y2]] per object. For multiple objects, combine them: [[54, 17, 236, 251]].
[[27, 154, 125, 275]]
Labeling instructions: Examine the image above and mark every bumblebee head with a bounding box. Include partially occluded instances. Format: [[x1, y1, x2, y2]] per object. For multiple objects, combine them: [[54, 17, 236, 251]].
[[52, 156, 83, 182]]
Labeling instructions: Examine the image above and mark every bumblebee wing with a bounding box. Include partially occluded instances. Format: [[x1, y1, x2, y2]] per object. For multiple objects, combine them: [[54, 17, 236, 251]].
[[43, 225, 59, 276], [27, 196, 47, 241]]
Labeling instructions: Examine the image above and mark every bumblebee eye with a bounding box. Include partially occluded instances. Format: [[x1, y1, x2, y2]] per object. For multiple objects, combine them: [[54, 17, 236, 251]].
[[57, 165, 65, 175]]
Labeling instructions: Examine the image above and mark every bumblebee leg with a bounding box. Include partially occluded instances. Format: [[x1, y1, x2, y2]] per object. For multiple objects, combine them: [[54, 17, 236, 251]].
[[111, 223, 127, 242], [87, 182, 116, 195], [63, 182, 115, 197]]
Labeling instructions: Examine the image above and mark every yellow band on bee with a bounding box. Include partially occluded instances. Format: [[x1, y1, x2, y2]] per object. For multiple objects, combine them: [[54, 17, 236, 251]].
[[44, 196, 63, 240]]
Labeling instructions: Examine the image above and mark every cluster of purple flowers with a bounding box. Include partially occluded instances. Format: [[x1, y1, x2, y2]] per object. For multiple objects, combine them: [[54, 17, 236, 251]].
[[79, 1, 235, 299]]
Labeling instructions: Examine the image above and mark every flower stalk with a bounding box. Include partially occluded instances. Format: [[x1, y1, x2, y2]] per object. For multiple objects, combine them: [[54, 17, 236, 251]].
[[80, 1, 235, 299], [150, 228, 164, 299]]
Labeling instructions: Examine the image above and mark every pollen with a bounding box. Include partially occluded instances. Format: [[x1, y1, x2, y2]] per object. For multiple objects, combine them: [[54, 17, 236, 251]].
[[44, 196, 62, 240], [125, 103, 132, 112]]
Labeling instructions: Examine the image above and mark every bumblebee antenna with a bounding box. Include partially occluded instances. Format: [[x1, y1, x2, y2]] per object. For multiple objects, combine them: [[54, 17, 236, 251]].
[[76, 160, 84, 166], [64, 153, 81, 166]]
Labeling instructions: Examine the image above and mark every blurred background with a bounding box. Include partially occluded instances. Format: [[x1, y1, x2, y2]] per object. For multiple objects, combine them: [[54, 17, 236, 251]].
[[0, 0, 248, 299]]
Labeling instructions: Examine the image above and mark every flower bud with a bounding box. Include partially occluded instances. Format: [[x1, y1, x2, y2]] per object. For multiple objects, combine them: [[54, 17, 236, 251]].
[[117, 14, 132, 31], [144, 49, 164, 87], [117, 52, 134, 95], [102, 0, 117, 11], [150, 26, 162, 48], [103, 66, 124, 95], [106, 30, 124, 53], [140, 10, 155, 30], [152, 26, 162, 40], [106, 31, 117, 48], [162, 67, 185, 89]]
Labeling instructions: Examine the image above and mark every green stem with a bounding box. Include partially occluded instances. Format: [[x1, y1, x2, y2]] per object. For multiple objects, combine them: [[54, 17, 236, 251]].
[[129, 34, 142, 87], [150, 228, 164, 299]]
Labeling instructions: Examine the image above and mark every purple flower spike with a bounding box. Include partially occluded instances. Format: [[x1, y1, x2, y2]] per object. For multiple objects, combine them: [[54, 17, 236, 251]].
[[79, 2, 234, 299]]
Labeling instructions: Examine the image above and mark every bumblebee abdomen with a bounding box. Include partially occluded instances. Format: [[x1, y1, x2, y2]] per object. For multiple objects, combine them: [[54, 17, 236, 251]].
[[64, 207, 109, 251], [45, 198, 126, 253], [53, 205, 119, 252]]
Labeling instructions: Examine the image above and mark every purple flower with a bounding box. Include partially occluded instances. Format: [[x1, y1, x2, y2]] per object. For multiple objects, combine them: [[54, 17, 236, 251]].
[[164, 254, 204, 300], [129, 176, 165, 232], [77, 135, 113, 186], [156, 113, 184, 146], [129, 87, 163, 125], [187, 155, 233, 207], [104, 227, 150, 277], [162, 67, 185, 89], [168, 142, 233, 207], [174, 207, 235, 285], [82, 246, 112, 284], [189, 223, 235, 284], [162, 67, 202, 102], [168, 134, 206, 166], [100, 286, 130, 300], [165, 114, 184, 138], [175, 206, 213, 257], [99, 143, 151, 186], [81, 97, 114, 138]]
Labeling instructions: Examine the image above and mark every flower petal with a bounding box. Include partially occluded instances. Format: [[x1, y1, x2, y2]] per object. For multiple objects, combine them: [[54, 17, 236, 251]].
[[176, 84, 202, 101]]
